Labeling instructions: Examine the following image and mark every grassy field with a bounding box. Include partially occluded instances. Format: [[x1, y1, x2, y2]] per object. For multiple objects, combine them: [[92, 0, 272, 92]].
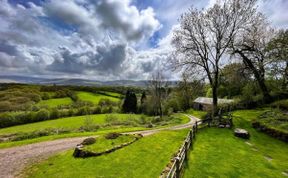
[[0, 113, 189, 148], [77, 91, 121, 104], [0, 127, 146, 149], [183, 109, 288, 178], [0, 114, 145, 135], [23, 130, 189, 178], [36, 97, 73, 108]]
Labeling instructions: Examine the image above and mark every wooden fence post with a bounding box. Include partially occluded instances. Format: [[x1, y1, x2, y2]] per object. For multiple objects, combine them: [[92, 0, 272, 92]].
[[195, 122, 198, 132], [175, 157, 180, 178], [189, 129, 193, 143]]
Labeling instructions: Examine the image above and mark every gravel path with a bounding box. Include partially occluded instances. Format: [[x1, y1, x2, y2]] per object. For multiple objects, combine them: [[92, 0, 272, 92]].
[[0, 114, 199, 178]]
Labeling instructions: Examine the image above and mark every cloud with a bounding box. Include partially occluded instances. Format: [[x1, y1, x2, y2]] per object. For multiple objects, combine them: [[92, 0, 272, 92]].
[[0, 0, 164, 80], [95, 0, 161, 42], [257, 0, 288, 28]]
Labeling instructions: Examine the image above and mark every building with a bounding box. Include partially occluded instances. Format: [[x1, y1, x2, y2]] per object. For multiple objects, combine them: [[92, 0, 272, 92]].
[[193, 97, 234, 111]]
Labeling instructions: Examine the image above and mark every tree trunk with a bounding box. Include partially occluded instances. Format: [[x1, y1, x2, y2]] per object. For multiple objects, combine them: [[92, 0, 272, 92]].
[[212, 85, 218, 118]]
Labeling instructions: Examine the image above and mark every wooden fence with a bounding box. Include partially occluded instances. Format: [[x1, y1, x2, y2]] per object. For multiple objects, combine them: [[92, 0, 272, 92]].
[[160, 122, 199, 178]]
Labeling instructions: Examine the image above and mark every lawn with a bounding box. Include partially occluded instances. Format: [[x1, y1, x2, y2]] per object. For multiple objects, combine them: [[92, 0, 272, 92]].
[[0, 113, 190, 148], [77, 91, 121, 104], [183, 109, 288, 178], [36, 97, 73, 108], [23, 130, 189, 178], [186, 109, 207, 119], [0, 114, 145, 135]]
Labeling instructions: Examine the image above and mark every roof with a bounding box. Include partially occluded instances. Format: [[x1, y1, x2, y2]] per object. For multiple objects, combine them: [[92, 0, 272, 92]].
[[193, 97, 234, 105]]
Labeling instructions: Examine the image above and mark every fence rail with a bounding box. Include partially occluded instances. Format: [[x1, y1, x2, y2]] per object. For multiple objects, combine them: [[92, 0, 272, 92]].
[[160, 122, 199, 178]]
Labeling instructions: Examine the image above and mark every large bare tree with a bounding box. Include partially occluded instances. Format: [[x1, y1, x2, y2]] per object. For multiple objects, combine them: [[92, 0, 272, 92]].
[[172, 0, 257, 115], [231, 14, 275, 102], [148, 69, 168, 117]]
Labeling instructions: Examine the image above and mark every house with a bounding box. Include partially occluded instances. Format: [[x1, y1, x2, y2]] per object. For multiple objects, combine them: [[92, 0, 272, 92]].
[[193, 97, 234, 111]]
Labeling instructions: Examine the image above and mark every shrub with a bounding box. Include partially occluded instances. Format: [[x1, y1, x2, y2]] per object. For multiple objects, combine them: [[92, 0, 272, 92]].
[[36, 109, 50, 121], [80, 116, 100, 132]]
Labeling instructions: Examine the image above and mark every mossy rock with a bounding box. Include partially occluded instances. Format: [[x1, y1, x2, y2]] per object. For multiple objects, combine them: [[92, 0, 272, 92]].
[[81, 137, 96, 145], [105, 132, 121, 139]]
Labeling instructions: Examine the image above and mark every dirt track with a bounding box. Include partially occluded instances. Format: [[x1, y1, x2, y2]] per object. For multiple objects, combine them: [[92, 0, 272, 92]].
[[0, 114, 200, 178]]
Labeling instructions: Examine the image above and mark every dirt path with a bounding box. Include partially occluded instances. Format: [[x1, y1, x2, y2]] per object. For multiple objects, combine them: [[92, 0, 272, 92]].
[[0, 114, 199, 178]]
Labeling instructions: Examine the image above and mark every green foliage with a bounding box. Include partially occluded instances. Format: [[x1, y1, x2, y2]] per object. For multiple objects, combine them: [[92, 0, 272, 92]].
[[270, 99, 288, 110], [36, 109, 50, 121], [122, 90, 137, 113], [80, 116, 100, 132]]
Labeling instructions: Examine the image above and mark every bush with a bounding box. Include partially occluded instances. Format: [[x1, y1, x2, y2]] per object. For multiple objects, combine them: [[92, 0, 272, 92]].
[[270, 99, 288, 110], [36, 109, 50, 121], [80, 116, 100, 132]]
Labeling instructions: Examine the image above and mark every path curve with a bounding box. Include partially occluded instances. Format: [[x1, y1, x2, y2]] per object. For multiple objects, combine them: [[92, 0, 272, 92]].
[[0, 114, 200, 178]]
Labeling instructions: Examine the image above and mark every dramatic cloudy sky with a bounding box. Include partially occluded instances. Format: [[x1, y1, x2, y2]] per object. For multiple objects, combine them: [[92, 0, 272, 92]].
[[0, 0, 287, 80]]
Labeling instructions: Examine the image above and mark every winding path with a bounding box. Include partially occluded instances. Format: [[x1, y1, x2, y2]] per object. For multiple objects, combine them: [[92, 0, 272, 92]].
[[0, 114, 200, 178]]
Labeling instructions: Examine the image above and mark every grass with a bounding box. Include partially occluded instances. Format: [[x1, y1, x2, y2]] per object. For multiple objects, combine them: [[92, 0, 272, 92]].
[[0, 127, 146, 149], [185, 109, 207, 119], [0, 113, 190, 148], [36, 97, 72, 108], [23, 130, 188, 178], [83, 134, 136, 152], [77, 91, 120, 104], [0, 114, 145, 135], [183, 109, 288, 178]]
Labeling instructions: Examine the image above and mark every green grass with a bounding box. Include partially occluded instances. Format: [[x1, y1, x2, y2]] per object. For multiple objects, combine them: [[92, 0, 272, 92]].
[[0, 114, 144, 135], [0, 127, 146, 149], [83, 134, 136, 152], [77, 91, 120, 104], [186, 109, 207, 119], [36, 97, 72, 108], [0, 113, 190, 148], [183, 109, 288, 178], [23, 130, 188, 178]]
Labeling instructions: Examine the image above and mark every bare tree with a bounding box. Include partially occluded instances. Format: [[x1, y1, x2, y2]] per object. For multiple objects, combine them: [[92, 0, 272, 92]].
[[172, 0, 257, 116], [148, 69, 168, 117], [231, 14, 275, 102]]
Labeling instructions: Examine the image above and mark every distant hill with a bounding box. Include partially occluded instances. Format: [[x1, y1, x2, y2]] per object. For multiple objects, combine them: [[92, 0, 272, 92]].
[[0, 75, 178, 87]]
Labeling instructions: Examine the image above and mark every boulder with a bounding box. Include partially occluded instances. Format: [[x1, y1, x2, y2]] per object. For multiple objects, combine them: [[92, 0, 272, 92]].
[[81, 137, 96, 145], [105, 132, 121, 139], [234, 128, 250, 139]]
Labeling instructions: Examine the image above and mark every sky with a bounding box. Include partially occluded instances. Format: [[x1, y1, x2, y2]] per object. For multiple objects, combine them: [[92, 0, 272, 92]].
[[0, 0, 287, 81]]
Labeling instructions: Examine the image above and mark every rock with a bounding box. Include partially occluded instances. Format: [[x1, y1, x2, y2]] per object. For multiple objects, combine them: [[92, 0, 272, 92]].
[[105, 132, 121, 139], [81, 137, 96, 145], [225, 124, 231, 128], [218, 124, 225, 128], [234, 128, 250, 139]]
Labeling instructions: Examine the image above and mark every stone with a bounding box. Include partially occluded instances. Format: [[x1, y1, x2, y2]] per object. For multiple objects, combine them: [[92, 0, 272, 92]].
[[81, 137, 96, 145], [218, 124, 225, 128], [234, 128, 250, 139], [105, 132, 121, 139], [225, 124, 231, 128]]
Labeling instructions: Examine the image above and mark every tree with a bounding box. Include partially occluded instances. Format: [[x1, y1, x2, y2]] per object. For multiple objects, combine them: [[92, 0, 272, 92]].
[[172, 0, 257, 116], [148, 70, 168, 117], [219, 63, 250, 97], [122, 90, 137, 113], [177, 72, 205, 110], [266, 29, 288, 91], [231, 13, 274, 102]]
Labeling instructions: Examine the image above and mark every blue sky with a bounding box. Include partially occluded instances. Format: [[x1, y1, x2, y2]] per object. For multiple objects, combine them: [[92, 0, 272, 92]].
[[0, 0, 287, 80]]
